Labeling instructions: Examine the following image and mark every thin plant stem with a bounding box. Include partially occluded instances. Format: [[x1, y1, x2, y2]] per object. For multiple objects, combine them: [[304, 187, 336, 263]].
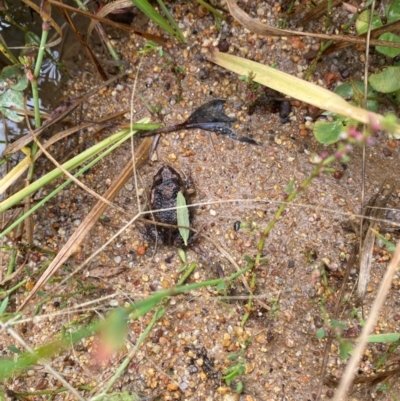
[[6, 249, 17, 277]]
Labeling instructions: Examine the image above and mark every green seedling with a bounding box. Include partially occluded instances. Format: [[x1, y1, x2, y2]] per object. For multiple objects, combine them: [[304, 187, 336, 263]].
[[223, 338, 251, 393], [137, 40, 164, 56], [239, 71, 260, 99], [268, 297, 280, 318]]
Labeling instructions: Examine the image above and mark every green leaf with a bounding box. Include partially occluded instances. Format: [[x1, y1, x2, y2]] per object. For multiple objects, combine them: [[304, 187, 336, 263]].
[[339, 339, 353, 359], [386, 1, 400, 24], [178, 248, 186, 263], [0, 90, 24, 122], [236, 381, 244, 394], [7, 345, 21, 354], [356, 10, 383, 35], [316, 328, 326, 339], [367, 333, 400, 343], [376, 33, 400, 57], [369, 67, 400, 93], [0, 65, 29, 91], [334, 82, 378, 111], [314, 120, 344, 145], [176, 191, 190, 246], [0, 297, 8, 315]]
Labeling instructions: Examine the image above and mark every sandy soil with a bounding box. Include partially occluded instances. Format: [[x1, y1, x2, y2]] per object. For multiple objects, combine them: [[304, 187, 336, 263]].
[[2, 1, 400, 400]]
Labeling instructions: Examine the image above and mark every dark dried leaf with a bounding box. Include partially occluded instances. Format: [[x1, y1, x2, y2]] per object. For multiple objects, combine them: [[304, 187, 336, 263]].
[[184, 99, 259, 145]]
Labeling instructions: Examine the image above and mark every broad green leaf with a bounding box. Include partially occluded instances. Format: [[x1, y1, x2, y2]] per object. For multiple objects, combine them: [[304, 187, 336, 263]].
[[0, 65, 29, 91], [316, 328, 326, 339], [386, 1, 400, 23], [335, 82, 379, 112], [367, 333, 400, 343], [376, 33, 400, 57], [0, 106, 23, 123], [369, 66, 400, 93], [314, 120, 344, 145], [356, 10, 383, 35], [176, 191, 190, 246], [0, 90, 23, 122]]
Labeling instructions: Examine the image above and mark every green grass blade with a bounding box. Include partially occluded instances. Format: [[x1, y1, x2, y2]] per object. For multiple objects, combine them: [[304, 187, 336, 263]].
[[156, 0, 186, 41], [0, 120, 158, 216], [130, 0, 186, 43]]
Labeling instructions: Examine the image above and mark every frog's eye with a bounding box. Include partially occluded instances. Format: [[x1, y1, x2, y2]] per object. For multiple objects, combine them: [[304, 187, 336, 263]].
[[153, 175, 163, 186]]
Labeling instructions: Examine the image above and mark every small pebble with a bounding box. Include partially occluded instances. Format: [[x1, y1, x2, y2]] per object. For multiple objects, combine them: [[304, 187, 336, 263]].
[[210, 209, 217, 216], [218, 39, 229, 53], [383, 148, 392, 157]]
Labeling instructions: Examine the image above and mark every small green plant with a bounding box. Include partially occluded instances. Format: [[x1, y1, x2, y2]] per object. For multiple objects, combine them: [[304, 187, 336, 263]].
[[239, 71, 260, 99], [354, 4, 400, 104], [137, 40, 164, 56], [313, 81, 379, 145], [223, 338, 251, 393], [268, 297, 280, 318]]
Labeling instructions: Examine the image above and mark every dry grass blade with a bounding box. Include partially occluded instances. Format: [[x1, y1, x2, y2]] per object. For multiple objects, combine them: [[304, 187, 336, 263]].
[[226, 0, 400, 50], [358, 183, 393, 300], [17, 137, 153, 311], [209, 52, 400, 136], [334, 241, 400, 400], [48, 0, 166, 45], [87, 0, 133, 40]]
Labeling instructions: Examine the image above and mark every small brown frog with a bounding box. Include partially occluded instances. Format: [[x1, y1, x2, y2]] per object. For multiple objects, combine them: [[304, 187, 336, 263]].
[[147, 165, 193, 246]]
